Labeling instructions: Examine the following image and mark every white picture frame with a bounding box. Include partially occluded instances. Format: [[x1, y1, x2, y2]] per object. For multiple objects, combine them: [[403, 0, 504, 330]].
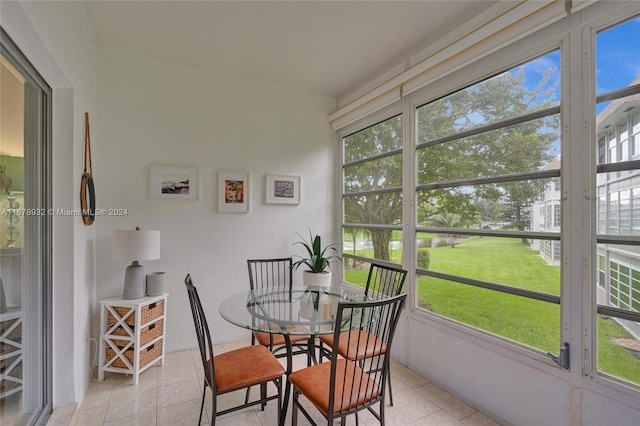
[[150, 164, 198, 200], [265, 174, 301, 205], [218, 170, 250, 213]]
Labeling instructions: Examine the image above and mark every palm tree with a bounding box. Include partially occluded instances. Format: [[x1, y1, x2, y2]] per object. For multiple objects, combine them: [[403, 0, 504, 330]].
[[429, 212, 462, 247]]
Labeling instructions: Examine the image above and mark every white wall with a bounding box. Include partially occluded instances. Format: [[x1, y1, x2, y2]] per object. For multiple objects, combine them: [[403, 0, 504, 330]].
[[403, 313, 640, 425], [93, 45, 336, 352], [3, 0, 97, 406]]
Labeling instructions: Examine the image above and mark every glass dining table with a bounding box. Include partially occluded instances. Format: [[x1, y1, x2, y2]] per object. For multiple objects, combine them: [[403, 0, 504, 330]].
[[218, 285, 369, 426]]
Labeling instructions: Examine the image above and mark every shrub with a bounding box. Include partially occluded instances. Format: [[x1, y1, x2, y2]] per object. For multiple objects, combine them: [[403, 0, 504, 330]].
[[417, 249, 431, 270]]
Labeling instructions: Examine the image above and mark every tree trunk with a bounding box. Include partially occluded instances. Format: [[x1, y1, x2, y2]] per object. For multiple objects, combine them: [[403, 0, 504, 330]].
[[351, 233, 358, 268], [516, 206, 528, 244], [371, 229, 391, 261]]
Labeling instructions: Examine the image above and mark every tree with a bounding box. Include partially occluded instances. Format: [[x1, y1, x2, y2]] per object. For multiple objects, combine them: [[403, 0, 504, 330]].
[[466, 68, 558, 226], [344, 63, 560, 261], [475, 197, 507, 228], [429, 212, 462, 247], [343, 115, 403, 261], [417, 67, 559, 232]]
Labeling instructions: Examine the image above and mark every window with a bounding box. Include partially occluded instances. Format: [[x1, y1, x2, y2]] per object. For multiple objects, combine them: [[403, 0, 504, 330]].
[[632, 114, 640, 157], [598, 137, 607, 164], [609, 191, 620, 234], [620, 124, 630, 162], [633, 187, 640, 235], [598, 187, 607, 234], [608, 133, 618, 163], [414, 51, 562, 353], [594, 16, 640, 389], [342, 114, 403, 287], [598, 255, 606, 289]]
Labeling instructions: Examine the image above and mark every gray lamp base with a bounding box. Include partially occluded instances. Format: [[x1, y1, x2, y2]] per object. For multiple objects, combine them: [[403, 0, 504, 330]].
[[123, 261, 146, 300]]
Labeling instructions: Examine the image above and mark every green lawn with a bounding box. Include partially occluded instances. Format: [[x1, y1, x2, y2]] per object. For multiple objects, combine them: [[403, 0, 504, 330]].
[[425, 236, 560, 294], [344, 236, 640, 386]]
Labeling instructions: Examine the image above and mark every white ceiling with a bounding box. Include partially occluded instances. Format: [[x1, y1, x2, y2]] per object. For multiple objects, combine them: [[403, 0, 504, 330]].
[[82, 0, 499, 100]]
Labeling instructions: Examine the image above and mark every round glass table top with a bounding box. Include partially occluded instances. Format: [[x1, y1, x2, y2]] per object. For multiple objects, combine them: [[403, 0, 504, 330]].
[[219, 285, 369, 335]]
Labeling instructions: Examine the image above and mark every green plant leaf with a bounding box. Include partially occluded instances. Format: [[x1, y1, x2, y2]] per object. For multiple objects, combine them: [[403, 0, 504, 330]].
[[292, 229, 342, 273]]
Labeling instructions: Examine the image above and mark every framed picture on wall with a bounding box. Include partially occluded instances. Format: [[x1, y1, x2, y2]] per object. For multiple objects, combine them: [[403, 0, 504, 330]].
[[265, 174, 300, 205], [218, 170, 250, 213], [150, 164, 198, 200]]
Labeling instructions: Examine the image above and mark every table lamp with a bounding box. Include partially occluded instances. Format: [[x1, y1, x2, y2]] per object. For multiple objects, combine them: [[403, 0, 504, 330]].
[[112, 227, 160, 300]]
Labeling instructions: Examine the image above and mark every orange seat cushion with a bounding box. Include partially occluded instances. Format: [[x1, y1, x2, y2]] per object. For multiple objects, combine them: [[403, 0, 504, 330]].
[[320, 330, 386, 360], [213, 345, 285, 393], [289, 359, 381, 416], [253, 323, 312, 347]]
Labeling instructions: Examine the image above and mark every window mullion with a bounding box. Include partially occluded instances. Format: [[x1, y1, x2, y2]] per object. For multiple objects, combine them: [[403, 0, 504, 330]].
[[403, 93, 416, 311]]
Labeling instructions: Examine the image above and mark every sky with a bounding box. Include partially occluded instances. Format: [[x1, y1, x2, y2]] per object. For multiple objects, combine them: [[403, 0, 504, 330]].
[[596, 17, 640, 96], [513, 16, 640, 115]]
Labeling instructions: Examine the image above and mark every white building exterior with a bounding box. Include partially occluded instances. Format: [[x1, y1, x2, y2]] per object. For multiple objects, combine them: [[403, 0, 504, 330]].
[[530, 159, 562, 266], [595, 74, 640, 339], [532, 75, 640, 338]]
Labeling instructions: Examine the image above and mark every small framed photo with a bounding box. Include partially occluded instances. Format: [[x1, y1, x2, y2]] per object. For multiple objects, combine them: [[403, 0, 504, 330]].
[[219, 170, 250, 213], [266, 174, 301, 205], [150, 165, 198, 200]]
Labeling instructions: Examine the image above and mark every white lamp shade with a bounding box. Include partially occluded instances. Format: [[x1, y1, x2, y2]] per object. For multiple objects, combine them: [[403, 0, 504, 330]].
[[112, 229, 160, 261]]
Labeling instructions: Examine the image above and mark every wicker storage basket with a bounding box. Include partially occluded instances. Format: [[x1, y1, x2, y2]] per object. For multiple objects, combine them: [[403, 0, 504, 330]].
[[0, 318, 21, 342], [140, 320, 163, 346], [107, 306, 135, 326], [105, 339, 163, 369], [141, 300, 164, 324], [0, 353, 20, 372], [107, 325, 132, 338], [107, 299, 164, 327], [105, 346, 134, 369], [106, 320, 162, 344], [0, 361, 21, 393], [140, 340, 163, 368]]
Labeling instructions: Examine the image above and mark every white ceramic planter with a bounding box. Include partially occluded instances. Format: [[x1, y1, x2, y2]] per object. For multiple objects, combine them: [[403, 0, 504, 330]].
[[302, 270, 332, 288]]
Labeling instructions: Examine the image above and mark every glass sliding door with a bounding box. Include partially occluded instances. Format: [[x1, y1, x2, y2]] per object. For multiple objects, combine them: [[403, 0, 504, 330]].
[[0, 28, 52, 425]]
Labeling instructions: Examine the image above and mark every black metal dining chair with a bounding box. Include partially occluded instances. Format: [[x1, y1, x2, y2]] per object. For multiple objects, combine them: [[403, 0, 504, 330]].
[[247, 257, 315, 366], [318, 262, 407, 405], [185, 274, 285, 425], [289, 293, 407, 425]]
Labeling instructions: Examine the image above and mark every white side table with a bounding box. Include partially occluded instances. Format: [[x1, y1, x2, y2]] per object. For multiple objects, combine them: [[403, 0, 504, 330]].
[[98, 294, 168, 385], [0, 307, 22, 399]]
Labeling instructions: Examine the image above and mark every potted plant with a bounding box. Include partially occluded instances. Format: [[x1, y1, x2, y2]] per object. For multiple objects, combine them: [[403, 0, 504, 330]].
[[292, 229, 341, 288]]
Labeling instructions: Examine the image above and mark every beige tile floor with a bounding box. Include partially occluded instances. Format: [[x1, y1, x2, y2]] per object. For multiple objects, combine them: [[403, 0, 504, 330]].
[[46, 340, 500, 426]]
